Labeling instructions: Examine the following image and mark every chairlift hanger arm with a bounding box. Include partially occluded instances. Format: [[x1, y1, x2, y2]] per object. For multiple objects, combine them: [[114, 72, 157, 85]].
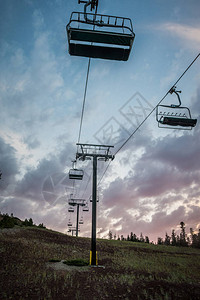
[[79, 0, 98, 11], [169, 86, 182, 107], [79, 0, 102, 25]]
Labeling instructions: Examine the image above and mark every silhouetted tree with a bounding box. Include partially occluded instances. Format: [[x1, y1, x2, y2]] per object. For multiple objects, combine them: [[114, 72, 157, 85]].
[[38, 223, 46, 229], [171, 229, 177, 246], [108, 230, 113, 240], [176, 234, 180, 246], [157, 237, 163, 245], [23, 218, 29, 226], [23, 218, 34, 227], [180, 222, 188, 247], [140, 233, 144, 243], [132, 233, 138, 242], [198, 229, 200, 248], [127, 234, 130, 241], [190, 228, 200, 248], [114, 233, 116, 240], [145, 236, 149, 243], [29, 218, 33, 226], [130, 232, 134, 242], [164, 233, 170, 246], [0, 215, 15, 228]]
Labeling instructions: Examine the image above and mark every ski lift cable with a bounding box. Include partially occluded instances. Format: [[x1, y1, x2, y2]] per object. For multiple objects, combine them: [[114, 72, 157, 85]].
[[81, 172, 92, 198], [76, 3, 99, 148], [77, 57, 91, 147], [97, 52, 200, 187]]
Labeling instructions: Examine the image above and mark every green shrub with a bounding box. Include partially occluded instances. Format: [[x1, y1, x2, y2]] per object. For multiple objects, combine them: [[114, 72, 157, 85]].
[[0, 215, 15, 228], [49, 259, 61, 263], [63, 259, 89, 267]]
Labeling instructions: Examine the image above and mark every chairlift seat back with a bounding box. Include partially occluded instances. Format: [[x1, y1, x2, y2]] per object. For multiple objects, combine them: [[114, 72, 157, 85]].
[[161, 117, 197, 127], [69, 43, 130, 60], [83, 206, 89, 212], [69, 28, 133, 46], [69, 168, 84, 180], [156, 104, 197, 130], [67, 12, 135, 61], [68, 206, 74, 212]]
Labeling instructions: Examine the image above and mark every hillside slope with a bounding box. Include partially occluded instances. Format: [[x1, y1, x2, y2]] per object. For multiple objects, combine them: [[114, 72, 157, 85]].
[[0, 227, 200, 299]]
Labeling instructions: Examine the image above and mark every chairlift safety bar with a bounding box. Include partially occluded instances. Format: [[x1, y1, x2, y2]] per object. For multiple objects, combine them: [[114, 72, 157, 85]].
[[67, 11, 134, 35]]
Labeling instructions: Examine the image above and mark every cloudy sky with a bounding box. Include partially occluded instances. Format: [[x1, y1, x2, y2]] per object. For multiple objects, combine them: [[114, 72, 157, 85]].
[[0, 0, 200, 242]]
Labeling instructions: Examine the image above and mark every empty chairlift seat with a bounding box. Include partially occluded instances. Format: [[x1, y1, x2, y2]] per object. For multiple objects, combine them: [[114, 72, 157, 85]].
[[68, 220, 72, 227], [79, 217, 84, 225], [156, 104, 197, 130], [68, 206, 74, 213], [66, 12, 135, 61], [161, 116, 197, 127], [83, 205, 89, 212], [69, 168, 84, 180], [156, 87, 197, 130]]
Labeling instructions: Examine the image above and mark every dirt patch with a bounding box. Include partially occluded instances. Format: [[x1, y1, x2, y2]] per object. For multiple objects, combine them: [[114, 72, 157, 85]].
[[46, 260, 89, 272]]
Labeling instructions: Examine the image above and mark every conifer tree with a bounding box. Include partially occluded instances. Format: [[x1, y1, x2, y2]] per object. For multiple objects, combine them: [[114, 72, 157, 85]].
[[171, 229, 177, 246], [140, 233, 144, 243], [164, 233, 170, 245], [180, 222, 187, 247]]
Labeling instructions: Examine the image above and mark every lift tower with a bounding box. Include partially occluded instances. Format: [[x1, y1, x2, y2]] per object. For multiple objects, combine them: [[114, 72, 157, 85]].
[[76, 143, 114, 266], [68, 195, 86, 237]]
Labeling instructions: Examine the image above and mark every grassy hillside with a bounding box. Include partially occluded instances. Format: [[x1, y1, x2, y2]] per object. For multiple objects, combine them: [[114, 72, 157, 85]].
[[0, 227, 200, 300]]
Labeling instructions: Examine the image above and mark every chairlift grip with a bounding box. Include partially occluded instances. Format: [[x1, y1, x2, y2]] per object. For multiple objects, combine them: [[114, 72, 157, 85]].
[[169, 87, 182, 107]]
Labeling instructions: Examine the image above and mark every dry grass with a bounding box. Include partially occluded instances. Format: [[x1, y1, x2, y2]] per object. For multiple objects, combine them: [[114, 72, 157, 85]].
[[0, 227, 200, 299]]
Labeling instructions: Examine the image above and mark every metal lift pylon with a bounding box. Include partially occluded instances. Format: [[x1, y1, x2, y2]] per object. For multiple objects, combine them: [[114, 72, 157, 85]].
[[76, 143, 114, 266], [68, 194, 86, 237]]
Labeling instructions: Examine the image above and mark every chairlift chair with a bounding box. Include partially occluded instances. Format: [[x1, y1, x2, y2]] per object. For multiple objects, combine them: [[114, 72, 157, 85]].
[[83, 205, 89, 212], [69, 168, 84, 180], [68, 206, 74, 213], [68, 219, 72, 226], [66, 6, 135, 61], [156, 87, 197, 130], [79, 217, 84, 225]]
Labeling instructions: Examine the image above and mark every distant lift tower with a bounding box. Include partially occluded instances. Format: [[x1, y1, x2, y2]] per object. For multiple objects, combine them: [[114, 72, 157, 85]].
[[76, 143, 114, 266], [68, 195, 86, 237], [68, 227, 80, 236]]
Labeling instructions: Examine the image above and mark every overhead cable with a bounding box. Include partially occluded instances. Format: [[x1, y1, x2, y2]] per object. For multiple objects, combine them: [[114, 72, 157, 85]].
[[77, 57, 91, 146], [98, 52, 200, 187]]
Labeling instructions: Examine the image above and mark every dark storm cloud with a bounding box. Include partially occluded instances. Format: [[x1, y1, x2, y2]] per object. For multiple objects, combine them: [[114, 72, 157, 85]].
[[15, 142, 75, 201], [142, 132, 200, 173], [0, 196, 35, 219], [100, 86, 200, 240], [0, 137, 19, 192]]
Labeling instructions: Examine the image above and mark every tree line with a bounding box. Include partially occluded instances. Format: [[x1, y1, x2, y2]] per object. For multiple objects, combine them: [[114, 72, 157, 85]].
[[108, 222, 200, 249], [0, 213, 46, 229], [157, 222, 200, 248]]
